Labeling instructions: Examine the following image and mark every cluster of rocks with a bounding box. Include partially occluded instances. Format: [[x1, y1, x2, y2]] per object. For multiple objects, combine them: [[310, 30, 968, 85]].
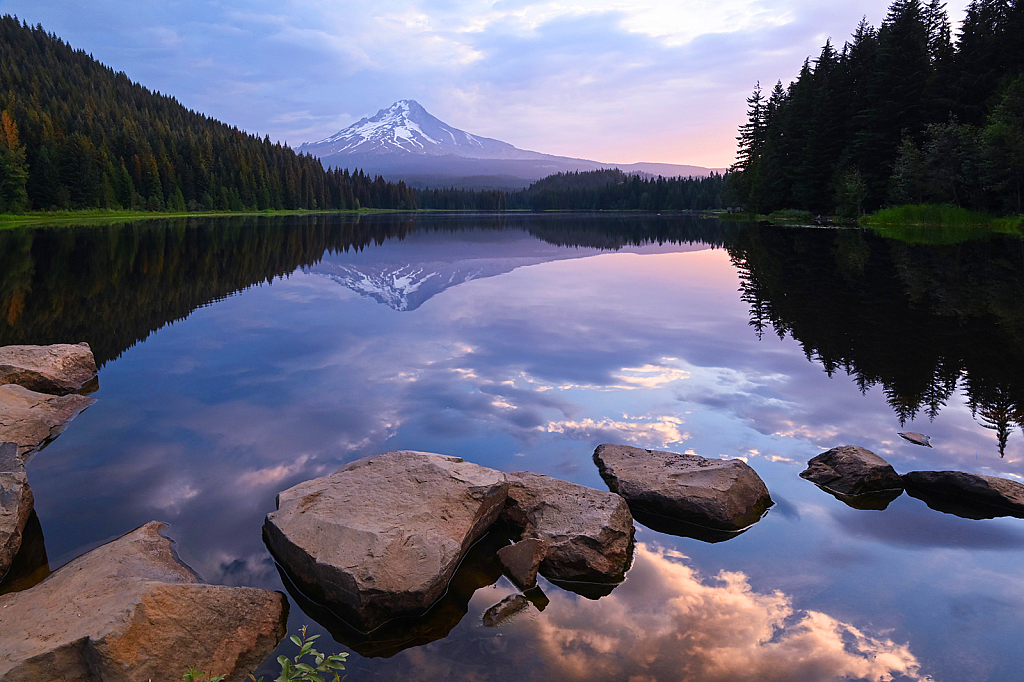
[[263, 446, 774, 639], [1, 343, 289, 681], [1, 343, 98, 580], [800, 444, 1024, 519], [0, 522, 288, 682]]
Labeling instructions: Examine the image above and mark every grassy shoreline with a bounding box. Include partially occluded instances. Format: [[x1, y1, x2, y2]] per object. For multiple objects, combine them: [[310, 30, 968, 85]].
[[0, 207, 411, 228]]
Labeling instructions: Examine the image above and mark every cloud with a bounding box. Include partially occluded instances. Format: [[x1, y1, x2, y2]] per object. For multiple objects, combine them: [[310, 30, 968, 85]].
[[397, 543, 928, 681]]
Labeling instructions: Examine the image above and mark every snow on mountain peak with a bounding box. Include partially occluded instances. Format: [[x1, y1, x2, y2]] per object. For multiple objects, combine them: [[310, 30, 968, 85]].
[[297, 100, 554, 161]]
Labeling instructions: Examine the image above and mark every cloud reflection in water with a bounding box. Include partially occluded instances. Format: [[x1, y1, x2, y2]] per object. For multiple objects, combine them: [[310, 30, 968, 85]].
[[393, 543, 925, 682]]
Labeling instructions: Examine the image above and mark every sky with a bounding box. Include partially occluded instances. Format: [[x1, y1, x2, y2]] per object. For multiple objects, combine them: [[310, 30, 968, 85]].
[[0, 1, 971, 167]]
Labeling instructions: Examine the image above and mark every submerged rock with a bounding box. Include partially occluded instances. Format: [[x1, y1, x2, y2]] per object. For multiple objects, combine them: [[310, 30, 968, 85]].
[[501, 471, 634, 585], [482, 594, 531, 627], [593, 444, 773, 535], [902, 470, 1024, 520], [264, 450, 509, 631], [800, 445, 904, 509], [0, 384, 96, 461], [1, 442, 33, 577], [898, 432, 932, 447], [0, 521, 287, 682], [0, 343, 98, 396]]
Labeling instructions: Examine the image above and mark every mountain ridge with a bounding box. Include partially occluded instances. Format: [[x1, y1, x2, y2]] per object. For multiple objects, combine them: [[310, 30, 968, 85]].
[[298, 100, 722, 186]]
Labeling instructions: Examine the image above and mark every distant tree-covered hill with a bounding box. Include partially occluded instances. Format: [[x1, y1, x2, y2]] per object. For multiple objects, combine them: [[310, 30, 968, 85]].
[[0, 16, 416, 213], [415, 169, 725, 211], [728, 0, 1024, 216]]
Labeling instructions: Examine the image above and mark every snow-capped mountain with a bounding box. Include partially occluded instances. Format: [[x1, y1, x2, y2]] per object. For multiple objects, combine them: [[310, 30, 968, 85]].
[[298, 100, 723, 187], [298, 100, 552, 161]]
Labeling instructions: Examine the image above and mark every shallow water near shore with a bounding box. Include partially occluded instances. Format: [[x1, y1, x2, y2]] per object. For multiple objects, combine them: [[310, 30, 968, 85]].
[[3, 213, 1024, 681]]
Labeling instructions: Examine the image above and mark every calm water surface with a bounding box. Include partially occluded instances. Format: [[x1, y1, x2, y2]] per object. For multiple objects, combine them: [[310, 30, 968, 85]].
[[3, 214, 1024, 682]]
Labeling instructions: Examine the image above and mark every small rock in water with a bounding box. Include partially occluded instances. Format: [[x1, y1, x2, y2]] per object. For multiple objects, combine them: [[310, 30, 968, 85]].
[[902, 470, 1024, 519], [482, 594, 531, 627], [898, 432, 932, 447], [496, 538, 545, 589], [800, 445, 904, 510]]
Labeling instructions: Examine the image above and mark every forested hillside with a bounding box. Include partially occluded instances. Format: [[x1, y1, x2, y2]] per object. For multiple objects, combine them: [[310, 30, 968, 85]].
[[415, 169, 725, 211], [728, 0, 1024, 216], [0, 16, 416, 213]]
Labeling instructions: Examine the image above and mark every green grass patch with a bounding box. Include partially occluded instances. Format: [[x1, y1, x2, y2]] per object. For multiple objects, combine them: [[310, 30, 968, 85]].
[[860, 204, 1023, 244], [0, 207, 405, 229], [765, 209, 816, 224]]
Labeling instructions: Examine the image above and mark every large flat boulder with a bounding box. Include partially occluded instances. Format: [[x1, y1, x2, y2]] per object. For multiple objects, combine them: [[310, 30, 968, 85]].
[[902, 470, 1024, 520], [264, 450, 509, 631], [0, 384, 96, 461], [800, 445, 904, 509], [0, 521, 287, 682], [593, 444, 773, 534], [501, 471, 634, 585], [1, 442, 33, 577], [0, 343, 98, 395]]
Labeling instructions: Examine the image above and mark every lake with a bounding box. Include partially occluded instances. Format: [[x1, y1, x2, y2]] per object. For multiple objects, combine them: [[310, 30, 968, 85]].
[[2, 213, 1024, 682]]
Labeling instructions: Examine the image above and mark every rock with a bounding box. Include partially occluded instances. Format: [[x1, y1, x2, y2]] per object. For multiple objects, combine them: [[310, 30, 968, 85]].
[[497, 538, 545, 589], [0, 509, 49, 596], [0, 521, 287, 682], [264, 450, 509, 631], [593, 444, 773, 535], [902, 470, 1024, 520], [898, 432, 932, 447], [0, 384, 96, 461], [801, 445, 904, 497], [501, 471, 634, 585], [277, 525, 511, 659], [1, 442, 33, 577], [0, 343, 98, 395], [481, 594, 531, 627]]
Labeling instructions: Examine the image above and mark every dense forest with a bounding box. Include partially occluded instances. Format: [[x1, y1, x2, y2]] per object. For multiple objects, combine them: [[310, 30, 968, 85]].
[[415, 169, 725, 211], [0, 16, 417, 213], [727, 0, 1024, 216]]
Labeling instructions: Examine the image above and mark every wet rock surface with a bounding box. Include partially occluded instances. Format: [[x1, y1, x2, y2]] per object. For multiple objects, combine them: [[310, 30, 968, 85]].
[[0, 442, 33, 577], [0, 521, 287, 682], [902, 470, 1024, 519], [593, 443, 773, 534], [800, 445, 904, 509], [264, 450, 509, 631], [0, 384, 96, 461], [482, 594, 531, 627], [502, 471, 634, 584], [0, 343, 98, 395]]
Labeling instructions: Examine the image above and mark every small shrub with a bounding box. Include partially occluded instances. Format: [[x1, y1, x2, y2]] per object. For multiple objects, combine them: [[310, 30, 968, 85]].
[[250, 625, 348, 682], [183, 667, 225, 682]]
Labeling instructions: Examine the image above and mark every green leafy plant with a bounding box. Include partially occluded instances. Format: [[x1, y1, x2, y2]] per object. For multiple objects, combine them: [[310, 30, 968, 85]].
[[183, 667, 225, 682], [249, 625, 348, 682]]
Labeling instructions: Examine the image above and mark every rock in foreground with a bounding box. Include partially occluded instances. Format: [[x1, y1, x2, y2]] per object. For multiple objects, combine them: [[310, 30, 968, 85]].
[[902, 470, 1024, 519], [0, 521, 287, 682], [1, 441, 33, 576], [264, 451, 509, 631], [593, 444, 773, 534], [502, 471, 634, 584], [0, 384, 96, 461], [800, 445, 904, 509], [0, 343, 98, 395]]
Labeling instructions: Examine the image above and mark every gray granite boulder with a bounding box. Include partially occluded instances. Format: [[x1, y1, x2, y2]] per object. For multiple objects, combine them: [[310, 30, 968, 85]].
[[496, 538, 545, 589], [501, 471, 634, 584], [593, 444, 773, 534], [0, 343, 98, 395], [0, 384, 96, 461], [902, 470, 1024, 519], [264, 450, 509, 630], [1, 442, 33, 577], [0, 521, 287, 682], [800, 445, 904, 509]]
